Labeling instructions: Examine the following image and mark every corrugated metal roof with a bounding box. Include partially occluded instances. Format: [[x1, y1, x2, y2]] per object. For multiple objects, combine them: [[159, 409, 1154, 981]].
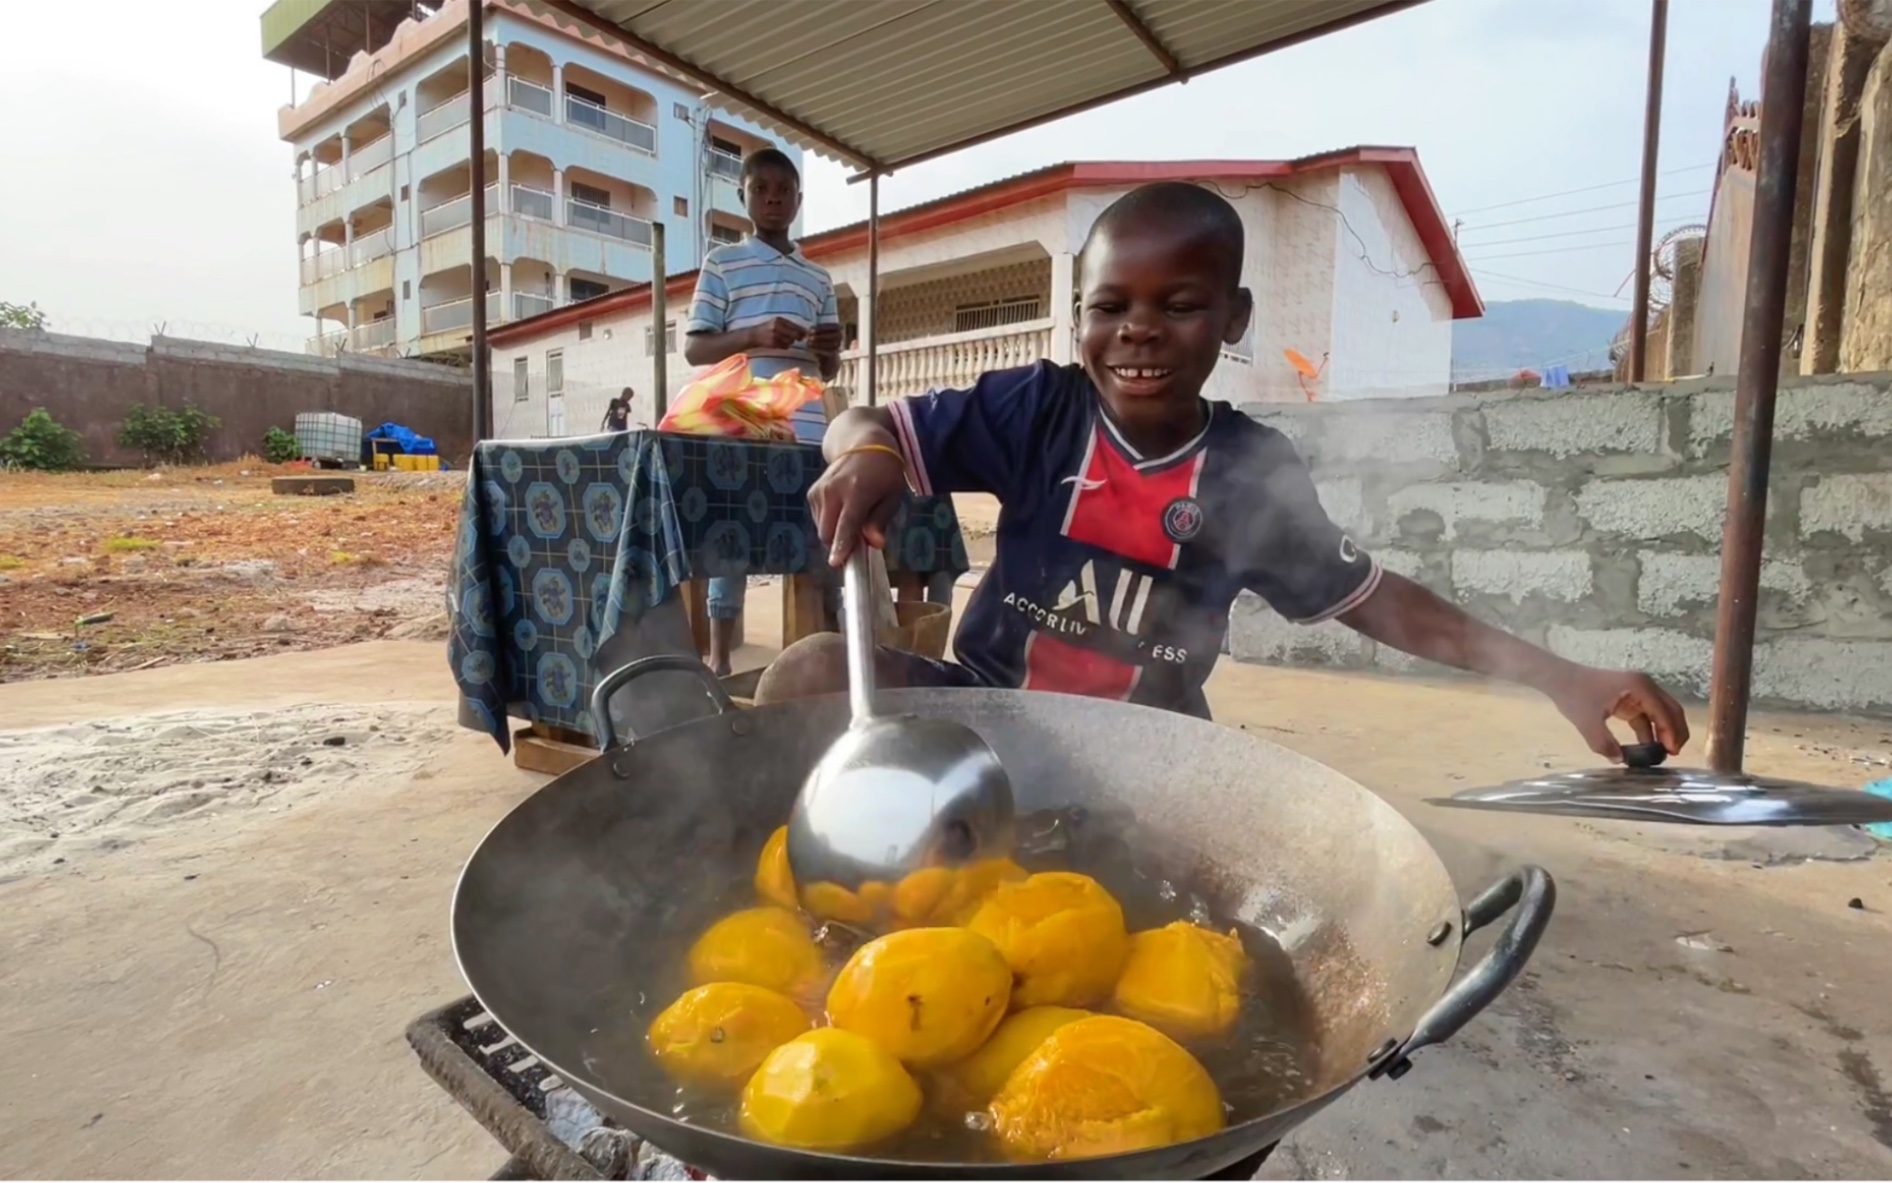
[[548, 0, 1427, 170]]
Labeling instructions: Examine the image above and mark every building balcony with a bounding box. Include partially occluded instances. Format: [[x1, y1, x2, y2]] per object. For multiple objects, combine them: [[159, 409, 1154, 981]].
[[421, 291, 503, 335], [707, 149, 742, 181], [507, 75, 555, 119], [351, 318, 399, 354], [567, 198, 652, 246], [833, 319, 1055, 403], [307, 328, 349, 357], [422, 184, 500, 239], [300, 248, 349, 285], [349, 133, 393, 181], [350, 226, 395, 267], [511, 183, 555, 222], [513, 291, 559, 320], [299, 163, 344, 205], [418, 76, 501, 145], [565, 94, 656, 154]]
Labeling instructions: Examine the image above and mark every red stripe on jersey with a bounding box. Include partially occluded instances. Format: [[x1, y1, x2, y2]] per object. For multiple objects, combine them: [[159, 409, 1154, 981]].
[[1061, 428, 1205, 570], [1020, 631, 1141, 699]]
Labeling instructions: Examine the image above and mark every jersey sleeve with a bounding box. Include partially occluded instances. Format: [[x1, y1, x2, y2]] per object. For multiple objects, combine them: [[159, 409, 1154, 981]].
[[1237, 430, 1382, 623], [884, 362, 1049, 500], [686, 254, 728, 336]]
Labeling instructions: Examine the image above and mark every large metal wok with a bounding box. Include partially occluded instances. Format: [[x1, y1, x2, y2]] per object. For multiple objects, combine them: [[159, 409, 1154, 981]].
[[454, 657, 1555, 1180]]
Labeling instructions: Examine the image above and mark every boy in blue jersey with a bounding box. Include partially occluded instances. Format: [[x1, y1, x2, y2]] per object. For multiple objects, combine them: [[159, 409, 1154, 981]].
[[685, 147, 843, 675], [760, 182, 1688, 764]]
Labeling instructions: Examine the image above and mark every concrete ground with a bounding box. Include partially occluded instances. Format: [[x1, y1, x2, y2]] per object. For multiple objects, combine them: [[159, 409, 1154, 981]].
[[1, 587, 1889, 1178]]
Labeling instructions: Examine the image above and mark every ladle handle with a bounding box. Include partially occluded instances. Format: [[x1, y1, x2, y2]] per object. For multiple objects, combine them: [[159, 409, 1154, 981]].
[[840, 547, 879, 724], [1371, 865, 1556, 1081]]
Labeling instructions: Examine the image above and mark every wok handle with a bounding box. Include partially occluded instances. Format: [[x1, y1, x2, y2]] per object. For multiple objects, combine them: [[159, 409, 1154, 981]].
[[1371, 864, 1556, 1081], [588, 654, 735, 751]]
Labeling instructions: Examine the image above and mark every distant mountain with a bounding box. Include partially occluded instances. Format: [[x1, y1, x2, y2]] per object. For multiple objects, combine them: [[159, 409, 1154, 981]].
[[1452, 299, 1625, 382]]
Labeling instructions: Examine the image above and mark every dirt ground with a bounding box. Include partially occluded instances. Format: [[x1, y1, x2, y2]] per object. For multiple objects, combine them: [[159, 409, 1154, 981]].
[[1, 494, 1889, 1179], [0, 465, 459, 682]]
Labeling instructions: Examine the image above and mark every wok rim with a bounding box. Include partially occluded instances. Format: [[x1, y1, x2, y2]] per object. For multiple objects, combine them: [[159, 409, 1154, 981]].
[[448, 690, 1475, 1176]]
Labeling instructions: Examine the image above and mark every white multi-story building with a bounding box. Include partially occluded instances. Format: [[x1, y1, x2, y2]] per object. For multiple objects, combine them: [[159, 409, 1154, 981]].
[[263, 0, 801, 361], [484, 151, 1483, 438]]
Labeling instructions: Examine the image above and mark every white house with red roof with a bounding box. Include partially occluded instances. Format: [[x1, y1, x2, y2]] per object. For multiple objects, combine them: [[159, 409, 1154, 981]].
[[487, 149, 1481, 437]]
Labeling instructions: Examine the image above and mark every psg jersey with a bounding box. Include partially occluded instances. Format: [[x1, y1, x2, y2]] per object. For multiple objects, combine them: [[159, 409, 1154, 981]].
[[887, 361, 1380, 719]]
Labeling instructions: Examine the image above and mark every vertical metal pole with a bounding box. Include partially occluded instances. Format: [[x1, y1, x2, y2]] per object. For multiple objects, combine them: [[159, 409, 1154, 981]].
[[866, 173, 880, 406], [1629, 0, 1669, 382], [652, 220, 668, 422], [1706, 0, 1813, 772], [467, 0, 490, 443]]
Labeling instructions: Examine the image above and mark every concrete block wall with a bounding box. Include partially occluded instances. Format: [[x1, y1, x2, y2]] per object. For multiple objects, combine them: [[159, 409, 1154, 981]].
[[1232, 375, 1892, 715]]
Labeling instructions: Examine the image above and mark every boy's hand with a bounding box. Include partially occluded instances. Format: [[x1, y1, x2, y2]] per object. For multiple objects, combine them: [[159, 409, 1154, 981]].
[[1543, 665, 1690, 763], [809, 448, 908, 566], [810, 323, 844, 355], [749, 317, 808, 351]]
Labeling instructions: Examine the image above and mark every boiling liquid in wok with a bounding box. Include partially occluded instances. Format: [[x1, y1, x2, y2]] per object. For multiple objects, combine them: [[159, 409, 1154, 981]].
[[584, 806, 1322, 1163]]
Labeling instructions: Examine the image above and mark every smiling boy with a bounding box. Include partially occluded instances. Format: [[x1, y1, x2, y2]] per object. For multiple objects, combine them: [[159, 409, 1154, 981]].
[[760, 182, 1687, 763]]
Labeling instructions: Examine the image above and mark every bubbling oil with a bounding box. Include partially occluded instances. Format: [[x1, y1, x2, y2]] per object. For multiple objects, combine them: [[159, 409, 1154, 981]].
[[585, 806, 1322, 1163]]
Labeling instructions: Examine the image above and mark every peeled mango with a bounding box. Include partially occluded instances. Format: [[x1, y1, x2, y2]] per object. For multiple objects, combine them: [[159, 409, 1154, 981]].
[[739, 1028, 923, 1151], [646, 982, 810, 1088], [1113, 921, 1250, 1041], [826, 927, 1012, 1068], [966, 871, 1129, 1008]]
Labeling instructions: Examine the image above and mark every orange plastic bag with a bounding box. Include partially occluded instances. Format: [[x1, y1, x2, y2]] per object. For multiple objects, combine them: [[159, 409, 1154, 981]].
[[658, 354, 824, 440]]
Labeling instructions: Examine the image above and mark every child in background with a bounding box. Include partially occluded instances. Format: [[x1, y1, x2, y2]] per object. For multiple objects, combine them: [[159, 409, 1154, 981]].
[[684, 147, 842, 676], [760, 182, 1688, 764]]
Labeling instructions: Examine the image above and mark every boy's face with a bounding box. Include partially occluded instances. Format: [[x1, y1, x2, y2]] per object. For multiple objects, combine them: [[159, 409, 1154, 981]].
[[742, 164, 801, 235], [1077, 222, 1251, 427]]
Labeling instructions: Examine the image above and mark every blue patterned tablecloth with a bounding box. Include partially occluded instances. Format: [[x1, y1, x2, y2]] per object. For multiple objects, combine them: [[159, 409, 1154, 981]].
[[448, 430, 969, 751]]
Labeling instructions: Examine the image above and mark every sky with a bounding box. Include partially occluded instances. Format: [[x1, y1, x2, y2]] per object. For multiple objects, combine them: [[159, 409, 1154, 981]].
[[0, 0, 1836, 350]]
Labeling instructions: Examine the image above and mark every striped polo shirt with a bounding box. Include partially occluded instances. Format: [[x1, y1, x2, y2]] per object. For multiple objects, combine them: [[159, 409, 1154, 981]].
[[687, 236, 839, 445]]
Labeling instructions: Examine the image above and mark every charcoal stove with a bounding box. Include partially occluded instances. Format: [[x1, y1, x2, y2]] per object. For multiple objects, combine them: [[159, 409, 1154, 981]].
[[406, 996, 1277, 1181]]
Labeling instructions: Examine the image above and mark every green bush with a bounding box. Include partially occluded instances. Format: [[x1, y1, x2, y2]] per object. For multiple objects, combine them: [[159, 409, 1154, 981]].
[[0, 301, 48, 331], [119, 403, 220, 466], [0, 408, 85, 472], [262, 426, 301, 464]]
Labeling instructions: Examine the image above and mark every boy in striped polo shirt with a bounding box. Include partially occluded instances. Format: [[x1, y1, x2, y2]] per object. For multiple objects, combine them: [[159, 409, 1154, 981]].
[[685, 147, 843, 676]]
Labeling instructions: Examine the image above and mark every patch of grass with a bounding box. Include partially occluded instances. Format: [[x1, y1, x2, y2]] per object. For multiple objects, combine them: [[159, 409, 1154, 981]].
[[104, 536, 159, 553], [0, 556, 23, 572], [329, 550, 384, 567]]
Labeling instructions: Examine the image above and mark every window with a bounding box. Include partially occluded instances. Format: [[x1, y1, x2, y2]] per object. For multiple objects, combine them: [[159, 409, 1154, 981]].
[[512, 356, 529, 402], [709, 222, 743, 245], [546, 349, 564, 395], [645, 319, 677, 356], [674, 196, 689, 216], [578, 320, 593, 341], [399, 183, 410, 202], [402, 279, 412, 299], [570, 276, 609, 302], [710, 135, 743, 157], [566, 82, 607, 108], [673, 101, 691, 121], [952, 297, 1042, 334], [569, 181, 611, 209]]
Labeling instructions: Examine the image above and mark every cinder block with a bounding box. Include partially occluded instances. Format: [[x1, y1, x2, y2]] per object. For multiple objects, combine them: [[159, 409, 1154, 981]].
[[1799, 472, 1892, 541], [1374, 548, 1428, 579], [1227, 592, 1372, 667], [1575, 475, 1730, 542], [1544, 626, 1714, 696], [1483, 392, 1663, 457], [1385, 482, 1543, 540], [1755, 637, 1892, 711], [1637, 552, 1810, 617], [1689, 381, 1892, 453], [1315, 478, 1365, 533], [1452, 549, 1593, 601], [1316, 411, 1459, 467]]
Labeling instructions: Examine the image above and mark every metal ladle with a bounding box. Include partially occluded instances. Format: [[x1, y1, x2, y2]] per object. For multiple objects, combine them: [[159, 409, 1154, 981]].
[[785, 548, 1016, 892]]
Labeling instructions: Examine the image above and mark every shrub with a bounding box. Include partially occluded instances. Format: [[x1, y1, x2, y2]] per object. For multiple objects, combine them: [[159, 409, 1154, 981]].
[[0, 408, 84, 472], [262, 426, 301, 463], [0, 301, 48, 330], [120, 403, 220, 466]]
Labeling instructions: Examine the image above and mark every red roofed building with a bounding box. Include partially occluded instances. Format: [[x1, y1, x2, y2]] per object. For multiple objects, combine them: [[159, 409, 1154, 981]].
[[489, 149, 1480, 437]]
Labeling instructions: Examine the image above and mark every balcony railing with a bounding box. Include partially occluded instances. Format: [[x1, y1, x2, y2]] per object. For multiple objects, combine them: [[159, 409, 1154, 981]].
[[421, 184, 499, 239], [350, 226, 395, 267], [300, 248, 348, 286], [417, 76, 499, 144], [511, 183, 554, 221], [307, 329, 349, 357], [507, 75, 554, 118], [565, 94, 656, 153], [299, 162, 344, 204], [348, 132, 393, 180], [421, 291, 503, 335], [513, 291, 557, 320], [351, 318, 398, 352], [707, 149, 743, 181], [832, 320, 1055, 403], [567, 198, 652, 246]]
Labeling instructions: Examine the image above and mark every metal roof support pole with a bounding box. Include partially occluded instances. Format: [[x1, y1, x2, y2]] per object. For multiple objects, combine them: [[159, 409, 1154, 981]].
[[652, 221, 668, 423], [1629, 0, 1669, 382], [468, 0, 491, 444], [866, 173, 880, 407], [1706, 0, 1813, 773]]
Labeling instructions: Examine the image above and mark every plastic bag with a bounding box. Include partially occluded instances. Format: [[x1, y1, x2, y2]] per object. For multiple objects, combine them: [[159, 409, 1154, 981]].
[[658, 354, 824, 440]]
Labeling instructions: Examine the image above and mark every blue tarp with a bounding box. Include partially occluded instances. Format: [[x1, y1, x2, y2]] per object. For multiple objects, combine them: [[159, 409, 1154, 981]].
[[366, 422, 438, 456]]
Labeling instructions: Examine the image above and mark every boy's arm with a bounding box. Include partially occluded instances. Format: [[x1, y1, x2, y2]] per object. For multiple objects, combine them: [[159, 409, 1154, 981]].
[[1338, 572, 1689, 762], [813, 281, 842, 381]]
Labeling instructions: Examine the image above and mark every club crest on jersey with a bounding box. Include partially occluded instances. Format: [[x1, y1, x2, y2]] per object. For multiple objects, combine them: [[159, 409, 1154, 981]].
[[1162, 497, 1204, 544]]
